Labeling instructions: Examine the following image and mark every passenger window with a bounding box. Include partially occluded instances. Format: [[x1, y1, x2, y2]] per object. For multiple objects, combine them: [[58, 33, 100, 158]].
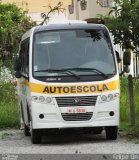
[[19, 38, 30, 74]]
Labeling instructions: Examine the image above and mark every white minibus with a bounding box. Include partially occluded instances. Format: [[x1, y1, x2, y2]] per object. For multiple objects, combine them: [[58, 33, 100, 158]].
[[14, 21, 129, 144]]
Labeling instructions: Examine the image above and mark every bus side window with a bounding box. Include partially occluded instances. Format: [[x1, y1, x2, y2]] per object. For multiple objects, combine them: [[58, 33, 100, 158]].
[[20, 38, 30, 76], [25, 40, 29, 73], [19, 45, 24, 73]]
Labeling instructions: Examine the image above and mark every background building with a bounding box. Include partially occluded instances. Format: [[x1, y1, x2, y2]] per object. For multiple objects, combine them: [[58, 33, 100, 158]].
[[0, 0, 113, 24], [1, 0, 71, 23], [68, 0, 113, 21], [1, 0, 70, 12]]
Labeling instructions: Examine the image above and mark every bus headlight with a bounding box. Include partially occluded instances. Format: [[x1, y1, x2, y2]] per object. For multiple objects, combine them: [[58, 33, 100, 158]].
[[101, 95, 107, 101], [46, 97, 52, 103], [39, 96, 45, 102], [31, 96, 53, 104], [99, 93, 119, 103]]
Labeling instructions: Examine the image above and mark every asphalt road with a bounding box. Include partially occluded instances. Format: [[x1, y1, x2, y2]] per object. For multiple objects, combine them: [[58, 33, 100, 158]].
[[0, 129, 139, 156]]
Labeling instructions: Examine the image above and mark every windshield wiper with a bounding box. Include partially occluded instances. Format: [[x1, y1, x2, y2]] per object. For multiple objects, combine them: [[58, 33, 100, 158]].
[[35, 69, 80, 80], [59, 67, 109, 78]]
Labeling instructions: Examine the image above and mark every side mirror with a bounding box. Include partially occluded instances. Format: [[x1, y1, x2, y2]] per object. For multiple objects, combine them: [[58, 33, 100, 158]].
[[15, 71, 22, 79], [13, 55, 21, 71], [120, 49, 131, 76], [123, 50, 131, 65]]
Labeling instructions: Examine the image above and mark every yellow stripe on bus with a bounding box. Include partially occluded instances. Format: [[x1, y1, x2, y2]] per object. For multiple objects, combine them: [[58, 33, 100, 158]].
[[29, 80, 119, 94]]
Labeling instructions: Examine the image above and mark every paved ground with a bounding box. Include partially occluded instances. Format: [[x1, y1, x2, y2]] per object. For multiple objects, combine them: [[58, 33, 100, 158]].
[[0, 129, 139, 155]]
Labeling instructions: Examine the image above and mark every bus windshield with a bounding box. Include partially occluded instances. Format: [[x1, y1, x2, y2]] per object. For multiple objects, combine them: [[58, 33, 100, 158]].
[[33, 29, 116, 79]]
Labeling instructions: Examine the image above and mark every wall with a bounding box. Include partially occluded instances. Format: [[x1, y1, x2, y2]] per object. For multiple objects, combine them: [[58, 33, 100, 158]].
[[68, 0, 111, 20], [1, 0, 71, 12], [1, 0, 71, 23]]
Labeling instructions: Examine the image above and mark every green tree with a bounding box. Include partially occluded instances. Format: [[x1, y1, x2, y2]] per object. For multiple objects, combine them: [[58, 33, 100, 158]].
[[98, 0, 139, 51], [0, 3, 36, 69]]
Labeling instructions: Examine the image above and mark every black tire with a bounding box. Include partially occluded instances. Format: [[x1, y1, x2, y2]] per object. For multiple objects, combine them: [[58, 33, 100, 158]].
[[24, 124, 31, 136], [105, 126, 118, 140], [31, 129, 42, 144]]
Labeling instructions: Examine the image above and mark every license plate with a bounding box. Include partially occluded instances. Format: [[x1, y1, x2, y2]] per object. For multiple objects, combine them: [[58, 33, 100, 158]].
[[67, 107, 86, 113]]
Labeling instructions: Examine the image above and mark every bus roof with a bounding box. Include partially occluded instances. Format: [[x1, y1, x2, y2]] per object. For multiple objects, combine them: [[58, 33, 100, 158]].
[[21, 23, 106, 41], [34, 23, 106, 33]]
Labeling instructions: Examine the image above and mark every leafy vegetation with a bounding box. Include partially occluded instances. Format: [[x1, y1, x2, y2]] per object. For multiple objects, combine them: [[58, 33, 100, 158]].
[[0, 2, 36, 69], [0, 1, 65, 71], [0, 82, 19, 128], [120, 77, 139, 135], [98, 0, 139, 51]]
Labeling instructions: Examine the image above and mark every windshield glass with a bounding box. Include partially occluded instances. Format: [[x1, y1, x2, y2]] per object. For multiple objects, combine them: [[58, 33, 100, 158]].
[[33, 29, 116, 78]]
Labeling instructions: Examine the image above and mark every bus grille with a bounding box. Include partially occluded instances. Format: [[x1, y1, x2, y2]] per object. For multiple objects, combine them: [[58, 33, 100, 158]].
[[55, 96, 97, 107], [61, 112, 93, 121]]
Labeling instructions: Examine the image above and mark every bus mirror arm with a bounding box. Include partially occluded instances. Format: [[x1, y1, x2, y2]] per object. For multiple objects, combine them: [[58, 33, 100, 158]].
[[115, 51, 121, 63], [120, 65, 130, 76]]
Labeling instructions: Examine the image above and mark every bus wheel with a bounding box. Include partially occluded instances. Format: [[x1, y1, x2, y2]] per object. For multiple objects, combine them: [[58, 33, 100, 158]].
[[31, 129, 42, 144], [105, 126, 118, 140], [24, 124, 31, 136]]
